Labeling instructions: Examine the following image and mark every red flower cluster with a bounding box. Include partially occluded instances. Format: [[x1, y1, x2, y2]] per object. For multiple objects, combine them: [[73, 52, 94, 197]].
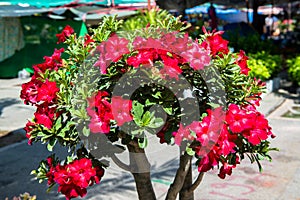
[[172, 103, 274, 179], [21, 78, 59, 140], [200, 28, 229, 57], [94, 35, 130, 74], [87, 91, 113, 133], [87, 91, 133, 133], [181, 42, 211, 70], [20, 47, 64, 144], [46, 157, 104, 200], [93, 32, 211, 79], [126, 33, 211, 78], [200, 28, 251, 76], [56, 25, 74, 44], [33, 48, 64, 74], [226, 104, 274, 145]]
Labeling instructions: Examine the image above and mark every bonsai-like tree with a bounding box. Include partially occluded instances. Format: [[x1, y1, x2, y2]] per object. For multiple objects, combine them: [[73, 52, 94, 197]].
[[20, 9, 276, 200]]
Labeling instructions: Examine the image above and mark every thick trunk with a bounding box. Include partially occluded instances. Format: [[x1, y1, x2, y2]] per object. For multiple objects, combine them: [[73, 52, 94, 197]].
[[132, 172, 156, 200], [179, 161, 194, 200], [165, 153, 192, 200], [127, 141, 156, 200]]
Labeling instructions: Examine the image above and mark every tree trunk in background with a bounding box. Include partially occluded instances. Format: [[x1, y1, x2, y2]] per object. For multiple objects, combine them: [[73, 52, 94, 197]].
[[251, 0, 267, 34]]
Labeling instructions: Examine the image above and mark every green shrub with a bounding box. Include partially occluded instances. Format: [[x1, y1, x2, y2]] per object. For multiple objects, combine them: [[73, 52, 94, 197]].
[[248, 58, 271, 80], [225, 31, 276, 54], [122, 9, 188, 31], [248, 51, 282, 81], [287, 55, 300, 86]]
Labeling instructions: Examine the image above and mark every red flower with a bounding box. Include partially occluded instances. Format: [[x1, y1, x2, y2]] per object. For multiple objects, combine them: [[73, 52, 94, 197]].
[[226, 104, 273, 145], [111, 96, 133, 126], [218, 163, 233, 179], [226, 104, 254, 133], [201, 32, 229, 56], [217, 125, 236, 156], [127, 48, 159, 68], [49, 158, 104, 200], [46, 157, 56, 185], [94, 51, 110, 74], [161, 32, 192, 54], [94, 36, 129, 74], [132, 36, 148, 49], [24, 121, 36, 145], [197, 149, 219, 172], [20, 79, 59, 107], [236, 50, 250, 75], [20, 78, 43, 105], [67, 158, 97, 188], [160, 54, 182, 79], [132, 37, 163, 50], [104, 35, 129, 62], [58, 184, 87, 200], [87, 91, 114, 134], [33, 48, 64, 73], [84, 34, 94, 47], [34, 106, 57, 129], [172, 124, 195, 145], [181, 43, 211, 70], [56, 25, 74, 44], [91, 166, 105, 185], [37, 80, 60, 104]]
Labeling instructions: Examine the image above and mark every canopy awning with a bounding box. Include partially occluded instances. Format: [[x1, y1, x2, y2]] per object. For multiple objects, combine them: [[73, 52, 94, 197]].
[[0, 0, 151, 8], [0, 1, 108, 8], [0, 0, 154, 17], [0, 5, 51, 17]]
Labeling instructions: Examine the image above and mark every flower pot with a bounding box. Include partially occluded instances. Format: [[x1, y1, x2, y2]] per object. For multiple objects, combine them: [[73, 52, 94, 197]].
[[265, 77, 281, 93]]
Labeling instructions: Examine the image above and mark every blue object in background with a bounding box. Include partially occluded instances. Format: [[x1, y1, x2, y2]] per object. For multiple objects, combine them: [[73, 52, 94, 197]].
[[185, 3, 254, 23]]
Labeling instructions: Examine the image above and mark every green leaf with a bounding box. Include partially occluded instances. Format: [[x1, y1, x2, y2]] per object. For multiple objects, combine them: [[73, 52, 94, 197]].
[[147, 117, 164, 129], [254, 154, 263, 172], [152, 91, 162, 99], [54, 116, 62, 131], [138, 134, 148, 148], [207, 102, 220, 109], [37, 132, 45, 137], [145, 99, 156, 106], [163, 107, 173, 115], [57, 130, 66, 138], [141, 111, 152, 126], [47, 138, 57, 151], [186, 146, 195, 156], [132, 101, 144, 123], [190, 130, 196, 138], [30, 170, 37, 175], [66, 156, 74, 164], [46, 183, 56, 193], [82, 126, 90, 137]]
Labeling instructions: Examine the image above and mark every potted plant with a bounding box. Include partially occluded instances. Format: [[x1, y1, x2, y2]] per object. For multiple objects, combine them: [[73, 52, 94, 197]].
[[20, 10, 276, 200]]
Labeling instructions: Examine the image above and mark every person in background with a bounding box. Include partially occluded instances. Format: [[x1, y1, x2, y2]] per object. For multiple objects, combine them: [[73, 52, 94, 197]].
[[265, 14, 273, 37], [207, 2, 218, 30]]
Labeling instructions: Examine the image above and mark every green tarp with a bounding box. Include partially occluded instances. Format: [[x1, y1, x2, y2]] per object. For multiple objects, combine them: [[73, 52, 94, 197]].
[[0, 17, 83, 78], [1, 0, 148, 8]]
